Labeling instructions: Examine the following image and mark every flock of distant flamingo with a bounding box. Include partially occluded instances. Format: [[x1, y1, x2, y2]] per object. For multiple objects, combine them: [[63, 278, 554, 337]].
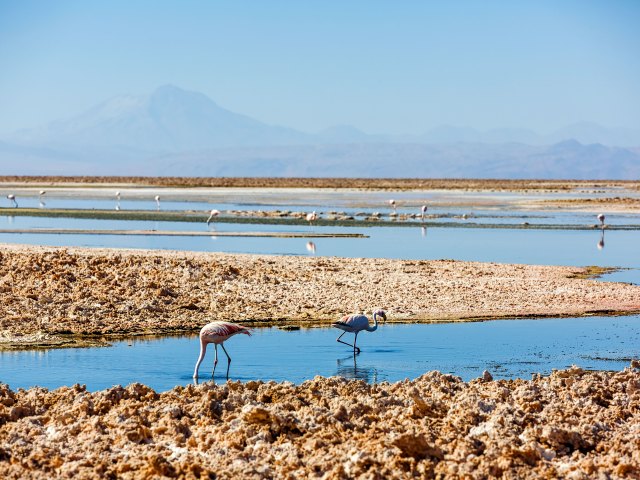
[[193, 309, 387, 379]]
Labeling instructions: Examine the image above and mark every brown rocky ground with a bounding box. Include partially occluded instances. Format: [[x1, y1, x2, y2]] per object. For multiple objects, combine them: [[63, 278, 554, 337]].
[[1, 366, 639, 479], [1, 244, 639, 349], [1, 176, 638, 191]]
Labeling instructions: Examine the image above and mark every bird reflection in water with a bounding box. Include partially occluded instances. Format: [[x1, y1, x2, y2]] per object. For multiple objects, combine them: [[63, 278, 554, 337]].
[[597, 230, 605, 250], [336, 355, 379, 383], [306, 241, 317, 255], [421, 226, 427, 238]]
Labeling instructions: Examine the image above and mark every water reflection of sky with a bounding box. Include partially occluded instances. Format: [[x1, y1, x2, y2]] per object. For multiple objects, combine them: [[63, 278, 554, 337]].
[[2, 316, 638, 391]]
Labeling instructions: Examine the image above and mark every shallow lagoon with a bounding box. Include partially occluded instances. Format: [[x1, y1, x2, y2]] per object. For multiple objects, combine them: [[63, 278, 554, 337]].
[[2, 315, 638, 392]]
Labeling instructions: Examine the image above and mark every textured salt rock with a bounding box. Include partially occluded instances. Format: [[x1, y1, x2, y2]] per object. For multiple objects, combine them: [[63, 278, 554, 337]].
[[1, 369, 639, 478], [1, 245, 639, 348]]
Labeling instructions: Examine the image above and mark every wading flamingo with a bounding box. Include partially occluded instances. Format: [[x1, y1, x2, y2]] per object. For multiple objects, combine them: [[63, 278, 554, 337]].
[[193, 321, 251, 379], [207, 209, 220, 225], [6, 194, 17, 208], [597, 213, 605, 228], [389, 199, 396, 211], [154, 195, 161, 210], [115, 191, 121, 210], [306, 211, 317, 225], [333, 309, 386, 354], [39, 190, 46, 207], [421, 205, 427, 221]]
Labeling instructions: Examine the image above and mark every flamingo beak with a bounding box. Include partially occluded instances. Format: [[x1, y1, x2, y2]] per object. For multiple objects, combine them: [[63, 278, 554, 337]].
[[380, 312, 387, 323]]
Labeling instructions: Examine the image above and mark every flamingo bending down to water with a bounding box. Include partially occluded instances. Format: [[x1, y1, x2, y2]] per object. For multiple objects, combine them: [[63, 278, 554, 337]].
[[39, 190, 46, 207], [333, 309, 386, 354], [193, 321, 252, 378], [7, 194, 17, 208], [207, 209, 220, 225]]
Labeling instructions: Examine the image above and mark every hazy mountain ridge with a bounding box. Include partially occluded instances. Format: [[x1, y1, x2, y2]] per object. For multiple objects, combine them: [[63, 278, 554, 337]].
[[1, 85, 639, 178]]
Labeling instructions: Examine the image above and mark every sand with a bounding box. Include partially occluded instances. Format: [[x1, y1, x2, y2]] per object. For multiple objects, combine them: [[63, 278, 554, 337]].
[[1, 366, 639, 478], [1, 244, 639, 349]]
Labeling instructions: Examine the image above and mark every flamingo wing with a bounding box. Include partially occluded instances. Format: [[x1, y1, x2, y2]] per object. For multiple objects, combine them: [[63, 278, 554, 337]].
[[201, 321, 251, 339], [332, 314, 369, 332]]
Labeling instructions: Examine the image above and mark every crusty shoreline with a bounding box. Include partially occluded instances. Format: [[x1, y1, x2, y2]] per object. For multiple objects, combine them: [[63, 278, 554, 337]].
[[1, 243, 639, 349], [1, 366, 639, 478]]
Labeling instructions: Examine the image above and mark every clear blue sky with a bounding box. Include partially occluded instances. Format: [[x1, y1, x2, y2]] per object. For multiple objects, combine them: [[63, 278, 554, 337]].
[[1, 0, 638, 134]]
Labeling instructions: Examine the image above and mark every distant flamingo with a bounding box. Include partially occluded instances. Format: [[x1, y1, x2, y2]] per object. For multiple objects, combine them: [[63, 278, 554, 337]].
[[333, 309, 386, 354], [193, 321, 252, 379], [207, 209, 220, 225], [39, 190, 46, 207], [115, 191, 121, 210], [421, 205, 427, 221], [306, 211, 317, 225], [154, 195, 161, 210], [6, 194, 17, 208], [389, 199, 396, 211], [597, 213, 605, 229]]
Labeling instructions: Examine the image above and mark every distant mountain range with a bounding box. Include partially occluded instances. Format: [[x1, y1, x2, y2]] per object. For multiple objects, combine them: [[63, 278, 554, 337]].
[[1, 85, 639, 178]]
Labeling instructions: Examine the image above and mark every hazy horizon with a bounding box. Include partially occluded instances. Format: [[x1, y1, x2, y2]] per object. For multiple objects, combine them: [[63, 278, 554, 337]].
[[1, 1, 639, 136]]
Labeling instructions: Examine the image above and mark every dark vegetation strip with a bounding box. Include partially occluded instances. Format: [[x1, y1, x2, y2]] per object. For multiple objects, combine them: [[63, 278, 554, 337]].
[[0, 228, 365, 238], [1, 208, 638, 230]]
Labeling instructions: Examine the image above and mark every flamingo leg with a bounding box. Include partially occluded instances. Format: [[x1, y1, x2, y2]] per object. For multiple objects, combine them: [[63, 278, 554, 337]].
[[212, 344, 219, 377], [221, 343, 232, 378], [336, 331, 361, 354]]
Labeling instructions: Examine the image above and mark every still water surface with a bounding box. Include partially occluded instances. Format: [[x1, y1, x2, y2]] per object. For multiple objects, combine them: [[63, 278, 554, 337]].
[[2, 316, 638, 392]]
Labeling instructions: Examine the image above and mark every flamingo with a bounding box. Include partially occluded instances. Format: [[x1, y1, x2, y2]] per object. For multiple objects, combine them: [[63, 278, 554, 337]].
[[333, 309, 386, 354], [421, 205, 427, 221], [6, 194, 17, 208], [306, 211, 317, 225], [115, 191, 121, 210], [597, 213, 605, 229], [39, 190, 46, 207], [206, 209, 220, 225], [154, 195, 161, 210], [193, 321, 252, 379], [389, 199, 396, 211]]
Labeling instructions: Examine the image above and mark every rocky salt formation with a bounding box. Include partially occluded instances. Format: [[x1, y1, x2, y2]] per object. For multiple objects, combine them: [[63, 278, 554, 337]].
[[0, 367, 639, 478], [1, 244, 639, 349]]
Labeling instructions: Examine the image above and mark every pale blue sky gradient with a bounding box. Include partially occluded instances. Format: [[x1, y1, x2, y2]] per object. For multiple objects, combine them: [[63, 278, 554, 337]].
[[1, 0, 638, 134]]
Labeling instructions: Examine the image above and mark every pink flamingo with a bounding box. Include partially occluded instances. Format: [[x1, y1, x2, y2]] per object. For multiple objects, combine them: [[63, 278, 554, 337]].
[[333, 309, 386, 354], [39, 190, 46, 208], [207, 209, 220, 225], [193, 321, 252, 378], [306, 211, 317, 225], [154, 195, 161, 210], [6, 194, 17, 208], [421, 205, 427, 221], [597, 213, 605, 229], [389, 199, 396, 211]]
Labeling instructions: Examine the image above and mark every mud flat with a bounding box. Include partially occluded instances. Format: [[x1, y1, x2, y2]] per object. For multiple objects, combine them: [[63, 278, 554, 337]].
[[1, 366, 639, 478], [1, 244, 639, 350]]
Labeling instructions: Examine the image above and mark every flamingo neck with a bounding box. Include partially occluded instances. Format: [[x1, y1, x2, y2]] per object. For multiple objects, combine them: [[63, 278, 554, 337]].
[[193, 339, 208, 377], [366, 312, 379, 332]]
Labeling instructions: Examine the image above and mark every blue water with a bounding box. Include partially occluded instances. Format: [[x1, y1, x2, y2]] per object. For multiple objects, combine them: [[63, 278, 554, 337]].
[[1, 316, 638, 391]]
